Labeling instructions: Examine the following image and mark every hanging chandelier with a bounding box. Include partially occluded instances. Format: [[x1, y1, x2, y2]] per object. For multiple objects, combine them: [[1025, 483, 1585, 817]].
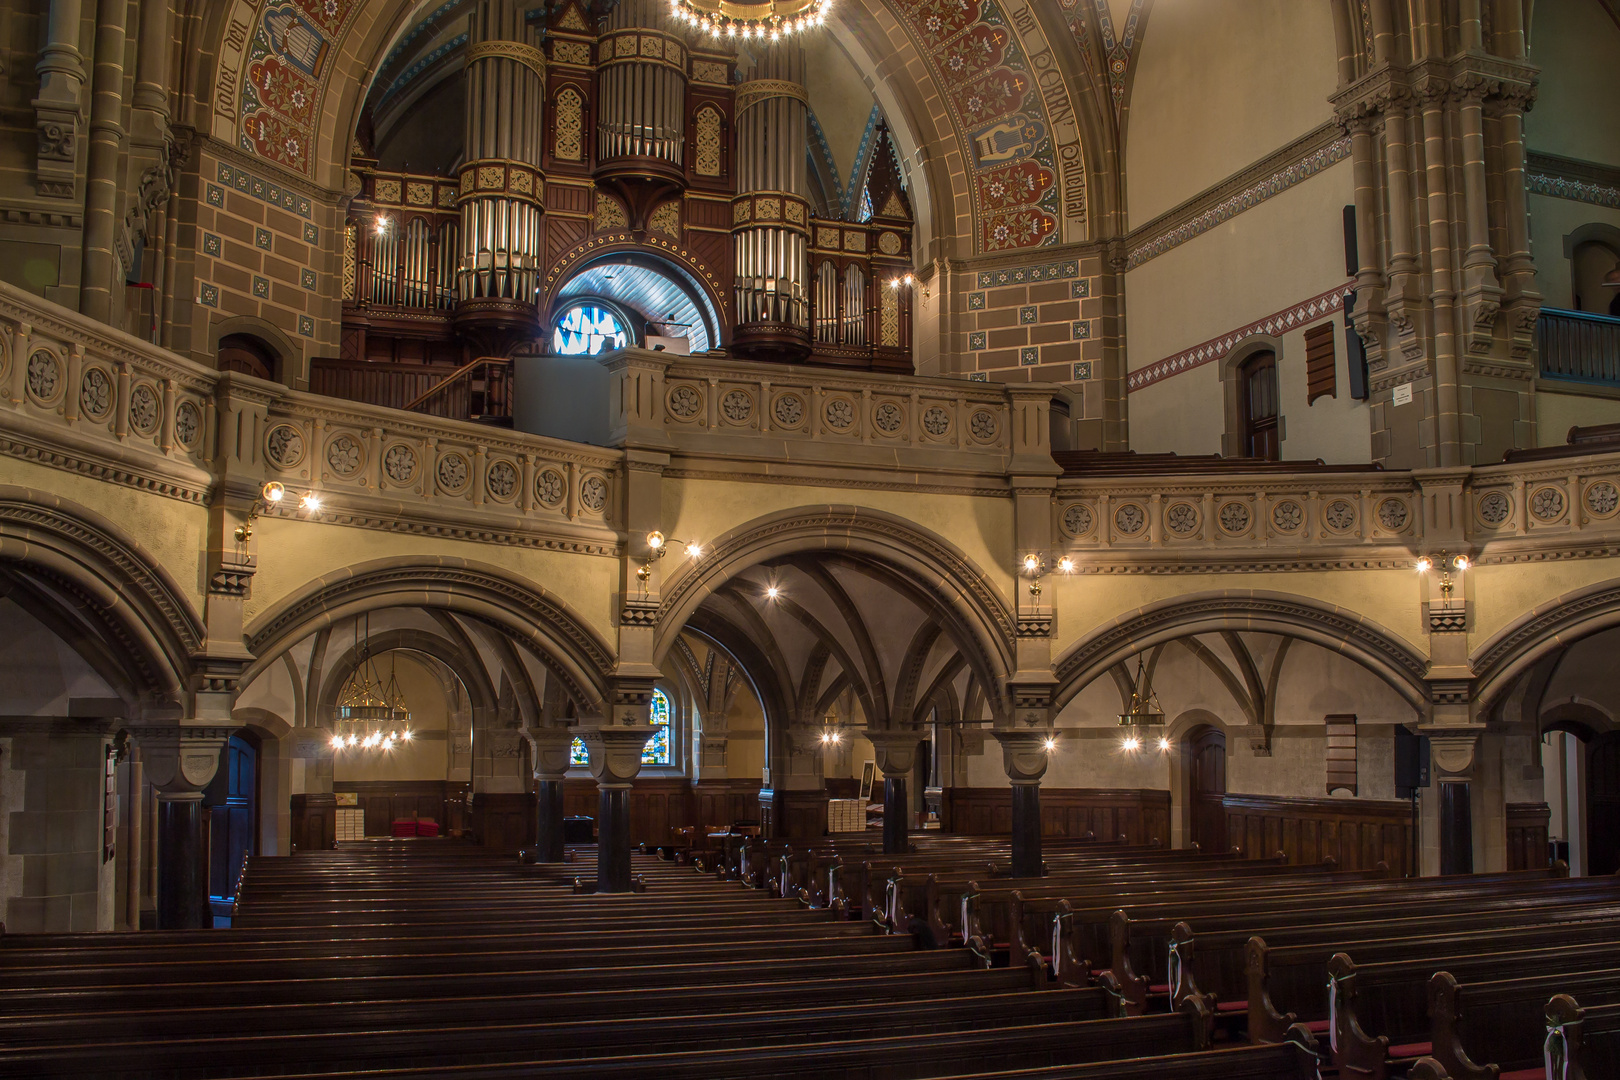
[[331, 615, 413, 752], [671, 0, 829, 40], [1117, 655, 1167, 752]]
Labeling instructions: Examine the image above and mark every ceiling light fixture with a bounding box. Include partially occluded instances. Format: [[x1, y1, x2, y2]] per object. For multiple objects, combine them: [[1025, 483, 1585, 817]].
[[673, 0, 829, 38]]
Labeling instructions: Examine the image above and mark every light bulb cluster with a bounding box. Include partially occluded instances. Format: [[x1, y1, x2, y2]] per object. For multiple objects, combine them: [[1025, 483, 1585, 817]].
[[888, 274, 916, 289], [1120, 735, 1174, 753], [670, 0, 829, 39], [330, 728, 413, 752]]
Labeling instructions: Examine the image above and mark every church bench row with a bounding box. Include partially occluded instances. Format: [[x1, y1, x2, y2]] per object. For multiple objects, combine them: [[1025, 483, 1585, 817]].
[[1088, 870, 1606, 1012], [1238, 907, 1620, 1044], [1330, 944, 1620, 1079]]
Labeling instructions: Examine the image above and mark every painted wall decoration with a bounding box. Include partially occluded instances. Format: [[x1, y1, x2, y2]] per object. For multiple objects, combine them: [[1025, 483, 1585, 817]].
[[891, 0, 1086, 252], [1061, 0, 1147, 121], [230, 0, 366, 178]]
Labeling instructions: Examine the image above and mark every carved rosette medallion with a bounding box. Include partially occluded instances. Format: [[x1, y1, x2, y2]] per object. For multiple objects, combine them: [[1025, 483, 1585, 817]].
[[773, 393, 805, 428], [579, 474, 607, 512], [79, 368, 113, 421], [1218, 502, 1251, 534], [1061, 503, 1093, 538], [1477, 491, 1512, 527], [872, 401, 903, 434], [487, 460, 519, 501], [174, 401, 202, 448], [266, 424, 306, 469], [1377, 498, 1410, 532], [26, 350, 61, 404], [921, 406, 950, 437], [536, 468, 566, 507], [1165, 503, 1199, 536], [1530, 487, 1566, 523], [721, 389, 753, 423], [383, 444, 417, 485], [666, 384, 702, 420], [1586, 481, 1619, 518], [1323, 499, 1357, 532], [325, 434, 363, 477], [969, 410, 998, 442], [1271, 501, 1303, 532], [437, 452, 471, 494], [824, 397, 854, 431], [127, 384, 160, 435], [1114, 503, 1146, 536]]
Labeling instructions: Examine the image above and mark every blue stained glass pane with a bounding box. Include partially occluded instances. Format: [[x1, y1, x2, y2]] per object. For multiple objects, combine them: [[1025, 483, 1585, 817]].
[[570, 736, 588, 767], [642, 688, 671, 765], [553, 303, 627, 356]]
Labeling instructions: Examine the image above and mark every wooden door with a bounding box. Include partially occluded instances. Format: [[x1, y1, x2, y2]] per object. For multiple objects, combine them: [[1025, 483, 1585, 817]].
[[1190, 728, 1228, 854], [1241, 352, 1280, 460], [1589, 732, 1620, 875]]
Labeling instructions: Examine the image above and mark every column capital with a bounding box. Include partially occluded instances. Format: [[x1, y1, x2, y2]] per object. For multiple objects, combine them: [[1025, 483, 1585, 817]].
[[861, 727, 920, 775], [525, 725, 577, 782], [1419, 723, 1486, 777], [992, 729, 1053, 785], [578, 725, 653, 786], [132, 722, 231, 795]]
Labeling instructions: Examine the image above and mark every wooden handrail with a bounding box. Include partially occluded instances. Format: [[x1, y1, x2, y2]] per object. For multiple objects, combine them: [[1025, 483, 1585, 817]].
[[403, 355, 509, 412]]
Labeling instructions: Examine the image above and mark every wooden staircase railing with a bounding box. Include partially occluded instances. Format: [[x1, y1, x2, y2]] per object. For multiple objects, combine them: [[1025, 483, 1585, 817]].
[[404, 356, 513, 422]]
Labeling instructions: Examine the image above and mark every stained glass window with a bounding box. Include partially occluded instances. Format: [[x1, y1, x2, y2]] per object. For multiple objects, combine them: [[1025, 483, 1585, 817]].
[[566, 689, 672, 768], [553, 303, 627, 356], [643, 688, 671, 766]]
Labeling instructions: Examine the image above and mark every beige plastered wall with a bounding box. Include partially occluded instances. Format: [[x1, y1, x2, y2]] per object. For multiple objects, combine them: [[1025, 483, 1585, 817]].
[[1123, 0, 1340, 227], [1466, 556, 1620, 652], [0, 457, 210, 615], [1047, 565, 1427, 661], [1525, 1, 1620, 168], [1124, 160, 1361, 460], [244, 515, 622, 646], [659, 476, 1018, 602]]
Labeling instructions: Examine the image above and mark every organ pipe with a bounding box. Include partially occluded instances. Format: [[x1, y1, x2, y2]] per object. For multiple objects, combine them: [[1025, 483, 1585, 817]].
[[733, 43, 810, 339], [456, 0, 546, 322], [596, 0, 687, 168]]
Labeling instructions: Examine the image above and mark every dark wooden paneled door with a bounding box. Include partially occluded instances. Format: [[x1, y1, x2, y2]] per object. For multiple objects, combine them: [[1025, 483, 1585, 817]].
[[1241, 351, 1280, 460], [1589, 732, 1620, 875], [206, 734, 257, 925], [1190, 728, 1228, 854]]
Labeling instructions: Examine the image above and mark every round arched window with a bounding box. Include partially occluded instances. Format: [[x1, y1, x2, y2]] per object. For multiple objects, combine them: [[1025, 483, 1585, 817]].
[[553, 303, 628, 356]]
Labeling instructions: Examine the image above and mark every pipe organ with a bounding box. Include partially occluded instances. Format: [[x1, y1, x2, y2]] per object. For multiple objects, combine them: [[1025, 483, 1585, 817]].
[[337, 0, 914, 401]]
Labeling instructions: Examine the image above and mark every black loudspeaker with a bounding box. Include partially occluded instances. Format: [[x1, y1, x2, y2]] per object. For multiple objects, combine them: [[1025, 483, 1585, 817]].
[[1395, 726, 1431, 798], [1343, 205, 1358, 276]]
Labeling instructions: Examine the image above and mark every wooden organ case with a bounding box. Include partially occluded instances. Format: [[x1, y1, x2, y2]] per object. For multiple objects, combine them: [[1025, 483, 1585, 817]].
[[332, 0, 916, 420]]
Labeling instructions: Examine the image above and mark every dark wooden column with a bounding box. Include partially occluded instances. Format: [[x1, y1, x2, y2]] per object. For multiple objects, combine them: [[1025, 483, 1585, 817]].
[[1010, 782, 1043, 878], [883, 774, 909, 855], [1440, 780, 1473, 874], [994, 730, 1053, 880], [156, 796, 208, 929], [580, 723, 653, 894], [864, 729, 921, 856], [596, 784, 632, 892]]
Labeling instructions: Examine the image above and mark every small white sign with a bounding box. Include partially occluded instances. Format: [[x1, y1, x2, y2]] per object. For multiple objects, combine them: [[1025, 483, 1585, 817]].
[[1392, 383, 1414, 407]]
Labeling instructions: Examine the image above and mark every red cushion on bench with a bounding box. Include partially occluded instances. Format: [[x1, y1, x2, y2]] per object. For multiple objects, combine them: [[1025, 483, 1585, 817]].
[[1497, 1071, 1543, 1080], [1214, 1000, 1248, 1012], [1149, 983, 1170, 993], [1387, 1042, 1432, 1058], [1303, 1019, 1330, 1033]]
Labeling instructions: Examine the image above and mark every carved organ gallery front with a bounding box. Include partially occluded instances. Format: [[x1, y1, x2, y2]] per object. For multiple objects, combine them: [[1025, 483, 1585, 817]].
[[328, 0, 916, 422]]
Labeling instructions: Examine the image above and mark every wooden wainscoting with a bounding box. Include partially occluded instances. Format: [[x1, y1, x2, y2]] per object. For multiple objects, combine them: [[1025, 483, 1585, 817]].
[[338, 781, 468, 838], [1505, 802, 1551, 871], [692, 779, 765, 831], [289, 793, 336, 852], [1220, 793, 1412, 871], [942, 788, 1171, 846], [473, 793, 533, 852]]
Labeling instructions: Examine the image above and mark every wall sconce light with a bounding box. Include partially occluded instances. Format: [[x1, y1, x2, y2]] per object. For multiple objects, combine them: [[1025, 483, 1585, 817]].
[[819, 713, 844, 746], [375, 215, 390, 237], [235, 481, 323, 543], [1416, 551, 1470, 597], [1019, 552, 1075, 598], [635, 529, 702, 582]]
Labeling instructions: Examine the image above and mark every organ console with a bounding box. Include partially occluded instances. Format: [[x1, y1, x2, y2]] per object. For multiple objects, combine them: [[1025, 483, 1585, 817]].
[[332, 0, 914, 417]]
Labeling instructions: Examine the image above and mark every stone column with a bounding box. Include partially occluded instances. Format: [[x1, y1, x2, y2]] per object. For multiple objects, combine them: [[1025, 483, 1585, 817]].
[[1428, 729, 1482, 877], [78, 0, 130, 323], [580, 724, 652, 893], [524, 727, 574, 863], [32, 0, 85, 199], [994, 730, 1052, 878], [135, 726, 228, 929], [863, 729, 920, 855]]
